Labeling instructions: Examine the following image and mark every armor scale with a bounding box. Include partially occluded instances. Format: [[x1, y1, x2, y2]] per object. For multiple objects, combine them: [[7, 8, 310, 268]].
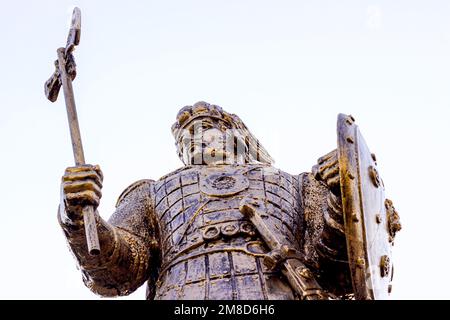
[[152, 164, 303, 300]]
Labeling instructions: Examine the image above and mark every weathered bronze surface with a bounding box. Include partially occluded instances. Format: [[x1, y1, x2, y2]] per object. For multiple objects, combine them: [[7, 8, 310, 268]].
[[56, 101, 401, 300], [48, 8, 400, 301]]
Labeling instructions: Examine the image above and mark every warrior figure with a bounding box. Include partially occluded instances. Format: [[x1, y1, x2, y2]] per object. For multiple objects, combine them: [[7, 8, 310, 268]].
[[58, 102, 400, 300]]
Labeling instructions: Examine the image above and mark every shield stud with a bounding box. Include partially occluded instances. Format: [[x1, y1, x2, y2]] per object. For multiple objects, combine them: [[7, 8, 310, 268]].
[[337, 113, 397, 300]]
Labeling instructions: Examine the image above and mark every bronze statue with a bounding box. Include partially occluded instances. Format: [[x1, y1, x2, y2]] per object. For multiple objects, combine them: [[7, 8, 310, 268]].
[[48, 9, 401, 300]]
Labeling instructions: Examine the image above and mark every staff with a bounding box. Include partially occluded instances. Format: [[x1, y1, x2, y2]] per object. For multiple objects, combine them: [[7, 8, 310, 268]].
[[45, 7, 100, 255]]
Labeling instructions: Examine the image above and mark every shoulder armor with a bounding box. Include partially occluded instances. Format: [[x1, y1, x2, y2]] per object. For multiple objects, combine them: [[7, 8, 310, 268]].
[[116, 179, 154, 208], [157, 165, 192, 181]]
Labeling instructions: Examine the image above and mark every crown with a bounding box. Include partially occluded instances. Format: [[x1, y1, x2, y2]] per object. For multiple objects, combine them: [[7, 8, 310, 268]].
[[171, 102, 236, 136]]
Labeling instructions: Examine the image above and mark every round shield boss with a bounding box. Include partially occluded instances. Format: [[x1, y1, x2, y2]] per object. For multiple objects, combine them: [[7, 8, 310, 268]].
[[200, 169, 249, 197]]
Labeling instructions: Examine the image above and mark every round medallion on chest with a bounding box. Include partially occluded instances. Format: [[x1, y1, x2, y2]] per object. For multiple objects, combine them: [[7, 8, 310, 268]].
[[200, 169, 250, 197]]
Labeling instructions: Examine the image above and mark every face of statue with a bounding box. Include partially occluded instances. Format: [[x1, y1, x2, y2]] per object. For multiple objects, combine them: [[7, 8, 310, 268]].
[[177, 117, 246, 165], [172, 102, 274, 166]]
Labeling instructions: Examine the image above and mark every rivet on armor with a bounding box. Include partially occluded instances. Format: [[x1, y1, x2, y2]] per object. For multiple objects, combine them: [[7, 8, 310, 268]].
[[202, 226, 220, 241], [348, 172, 355, 180], [352, 214, 359, 223], [376, 214, 383, 224], [380, 255, 390, 278], [368, 165, 381, 188], [221, 223, 239, 237], [371, 153, 377, 162], [240, 222, 256, 237], [346, 136, 354, 144]]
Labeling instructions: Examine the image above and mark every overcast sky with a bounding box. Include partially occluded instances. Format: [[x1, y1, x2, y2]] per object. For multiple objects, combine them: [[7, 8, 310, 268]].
[[1, 0, 449, 300]]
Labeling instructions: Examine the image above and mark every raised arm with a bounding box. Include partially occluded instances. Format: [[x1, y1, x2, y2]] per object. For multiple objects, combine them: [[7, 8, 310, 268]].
[[58, 165, 160, 297]]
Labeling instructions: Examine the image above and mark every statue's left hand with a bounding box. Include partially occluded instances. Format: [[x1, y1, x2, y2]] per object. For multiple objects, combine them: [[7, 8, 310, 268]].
[[312, 149, 341, 195]]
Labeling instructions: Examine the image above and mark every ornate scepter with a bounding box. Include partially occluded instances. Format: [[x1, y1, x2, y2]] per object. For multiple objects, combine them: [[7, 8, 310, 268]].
[[45, 7, 100, 255]]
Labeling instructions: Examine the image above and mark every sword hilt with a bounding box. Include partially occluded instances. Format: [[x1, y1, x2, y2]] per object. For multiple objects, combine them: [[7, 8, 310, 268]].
[[239, 197, 331, 300]]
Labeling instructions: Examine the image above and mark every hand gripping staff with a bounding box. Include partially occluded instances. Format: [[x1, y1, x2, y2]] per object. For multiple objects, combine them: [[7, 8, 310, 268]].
[[45, 8, 100, 255]]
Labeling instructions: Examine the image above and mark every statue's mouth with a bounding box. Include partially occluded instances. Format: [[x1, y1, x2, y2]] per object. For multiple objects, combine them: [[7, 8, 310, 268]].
[[188, 146, 230, 165]]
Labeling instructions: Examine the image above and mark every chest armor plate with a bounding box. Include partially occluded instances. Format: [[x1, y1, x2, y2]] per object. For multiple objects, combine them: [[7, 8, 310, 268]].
[[152, 164, 304, 300]]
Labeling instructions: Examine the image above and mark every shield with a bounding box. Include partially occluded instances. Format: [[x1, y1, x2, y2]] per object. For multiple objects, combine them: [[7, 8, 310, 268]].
[[337, 114, 394, 300]]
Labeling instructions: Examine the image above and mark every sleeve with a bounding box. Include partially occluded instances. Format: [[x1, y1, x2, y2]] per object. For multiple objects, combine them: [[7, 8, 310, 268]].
[[58, 179, 160, 297], [299, 170, 353, 298]]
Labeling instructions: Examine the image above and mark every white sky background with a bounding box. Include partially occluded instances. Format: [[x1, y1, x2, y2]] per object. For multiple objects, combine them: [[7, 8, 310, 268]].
[[0, 0, 449, 300]]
